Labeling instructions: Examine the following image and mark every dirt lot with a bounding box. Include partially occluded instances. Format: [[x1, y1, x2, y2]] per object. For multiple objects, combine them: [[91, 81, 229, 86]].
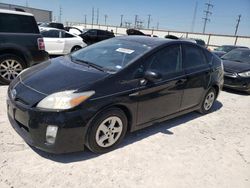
[[0, 86, 249, 188]]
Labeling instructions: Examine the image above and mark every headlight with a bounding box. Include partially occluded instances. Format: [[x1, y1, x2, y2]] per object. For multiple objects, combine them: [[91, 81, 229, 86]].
[[238, 71, 250, 78], [37, 90, 95, 110]]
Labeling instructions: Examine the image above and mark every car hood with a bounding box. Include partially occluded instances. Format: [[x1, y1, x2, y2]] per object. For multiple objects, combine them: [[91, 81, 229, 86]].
[[11, 56, 108, 106], [222, 60, 250, 73]]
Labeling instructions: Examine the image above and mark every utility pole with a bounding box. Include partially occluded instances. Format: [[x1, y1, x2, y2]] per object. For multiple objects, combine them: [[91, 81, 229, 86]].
[[96, 8, 99, 25], [234, 14, 241, 36], [134, 15, 138, 28], [84, 14, 87, 25], [91, 7, 94, 26], [104, 14, 108, 25], [202, 1, 213, 34], [59, 6, 62, 23], [191, 1, 198, 32], [156, 22, 159, 30], [120, 14, 123, 27], [147, 14, 151, 29], [25, 0, 29, 7]]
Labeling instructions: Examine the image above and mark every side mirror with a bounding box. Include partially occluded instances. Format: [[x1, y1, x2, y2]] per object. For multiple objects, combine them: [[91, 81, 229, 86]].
[[144, 70, 162, 82]]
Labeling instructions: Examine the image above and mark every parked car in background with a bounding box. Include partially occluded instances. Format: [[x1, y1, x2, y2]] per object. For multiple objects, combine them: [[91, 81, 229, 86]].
[[40, 27, 87, 55], [213, 45, 248, 57], [191, 38, 206, 48], [78, 29, 115, 45], [39, 22, 64, 30], [0, 9, 48, 84], [7, 36, 223, 154], [65, 26, 82, 35], [221, 48, 250, 94]]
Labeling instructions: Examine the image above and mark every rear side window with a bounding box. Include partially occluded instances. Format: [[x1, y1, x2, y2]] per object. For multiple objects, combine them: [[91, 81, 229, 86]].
[[183, 44, 207, 69], [87, 30, 97, 36], [41, 30, 60, 38], [0, 13, 39, 33], [63, 32, 75, 38]]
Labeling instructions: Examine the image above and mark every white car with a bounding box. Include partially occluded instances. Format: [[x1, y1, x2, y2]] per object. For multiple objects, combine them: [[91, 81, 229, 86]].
[[39, 27, 87, 55]]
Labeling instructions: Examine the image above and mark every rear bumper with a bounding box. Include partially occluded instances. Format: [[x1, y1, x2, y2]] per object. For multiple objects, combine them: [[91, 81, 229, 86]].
[[7, 98, 89, 154], [30, 50, 49, 66], [223, 76, 250, 92]]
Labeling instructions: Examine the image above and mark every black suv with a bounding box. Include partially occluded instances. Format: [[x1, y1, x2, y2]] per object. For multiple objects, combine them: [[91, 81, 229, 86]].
[[0, 9, 49, 84], [79, 29, 115, 45]]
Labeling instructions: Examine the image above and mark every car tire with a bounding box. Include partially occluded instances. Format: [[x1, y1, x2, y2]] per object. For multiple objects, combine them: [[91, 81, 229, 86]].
[[0, 54, 26, 84], [198, 87, 217, 114], [71, 46, 82, 52], [86, 108, 128, 154]]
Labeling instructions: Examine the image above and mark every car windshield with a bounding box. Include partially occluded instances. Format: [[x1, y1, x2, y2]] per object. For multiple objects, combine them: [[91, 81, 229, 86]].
[[216, 46, 234, 52], [70, 38, 151, 73], [221, 49, 250, 63]]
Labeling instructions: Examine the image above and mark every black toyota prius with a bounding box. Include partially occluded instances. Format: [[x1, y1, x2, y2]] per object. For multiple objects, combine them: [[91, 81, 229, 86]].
[[7, 36, 224, 154]]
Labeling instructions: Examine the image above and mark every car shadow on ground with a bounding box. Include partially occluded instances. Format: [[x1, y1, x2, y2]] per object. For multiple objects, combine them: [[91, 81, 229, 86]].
[[32, 100, 223, 163], [223, 88, 249, 96]]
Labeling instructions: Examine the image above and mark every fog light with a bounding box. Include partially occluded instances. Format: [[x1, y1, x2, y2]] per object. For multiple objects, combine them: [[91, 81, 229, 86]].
[[46, 125, 58, 144]]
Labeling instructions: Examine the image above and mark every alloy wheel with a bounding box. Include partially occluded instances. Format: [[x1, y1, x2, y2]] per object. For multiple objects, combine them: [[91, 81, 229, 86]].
[[204, 91, 215, 111], [0, 59, 23, 81], [95, 116, 123, 148]]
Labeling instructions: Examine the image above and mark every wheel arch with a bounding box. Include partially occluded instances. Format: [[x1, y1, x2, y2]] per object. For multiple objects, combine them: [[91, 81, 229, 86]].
[[0, 47, 30, 67], [71, 45, 82, 52]]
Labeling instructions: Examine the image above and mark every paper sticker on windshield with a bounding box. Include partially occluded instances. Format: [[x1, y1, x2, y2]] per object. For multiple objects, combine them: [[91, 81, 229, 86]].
[[116, 48, 135, 54]]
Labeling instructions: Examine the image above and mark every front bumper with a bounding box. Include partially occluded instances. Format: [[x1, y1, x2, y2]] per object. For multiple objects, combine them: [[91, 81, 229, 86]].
[[223, 75, 250, 92], [7, 98, 89, 154]]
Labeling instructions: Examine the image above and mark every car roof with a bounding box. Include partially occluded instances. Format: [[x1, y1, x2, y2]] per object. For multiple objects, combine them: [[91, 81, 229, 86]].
[[39, 26, 79, 37], [222, 45, 247, 48], [116, 36, 176, 47], [231, 48, 250, 52], [116, 36, 198, 48], [0, 8, 33, 16]]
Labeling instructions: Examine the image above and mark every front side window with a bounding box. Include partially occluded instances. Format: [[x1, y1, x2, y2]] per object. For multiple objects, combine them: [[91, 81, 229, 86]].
[[183, 44, 207, 69], [147, 45, 182, 75]]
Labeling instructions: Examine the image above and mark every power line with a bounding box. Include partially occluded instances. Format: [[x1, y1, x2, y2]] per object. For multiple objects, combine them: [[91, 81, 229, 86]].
[[234, 14, 241, 36], [147, 14, 151, 29], [202, 1, 213, 33]]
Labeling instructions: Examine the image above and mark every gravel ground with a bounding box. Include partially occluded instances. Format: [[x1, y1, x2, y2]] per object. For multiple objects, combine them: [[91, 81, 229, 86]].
[[0, 86, 249, 188]]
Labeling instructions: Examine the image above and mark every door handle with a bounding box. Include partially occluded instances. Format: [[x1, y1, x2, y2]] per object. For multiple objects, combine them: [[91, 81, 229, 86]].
[[175, 79, 186, 85], [57, 40, 63, 43]]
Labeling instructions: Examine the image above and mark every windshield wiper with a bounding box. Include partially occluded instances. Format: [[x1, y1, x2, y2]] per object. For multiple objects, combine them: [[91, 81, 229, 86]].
[[70, 56, 105, 72]]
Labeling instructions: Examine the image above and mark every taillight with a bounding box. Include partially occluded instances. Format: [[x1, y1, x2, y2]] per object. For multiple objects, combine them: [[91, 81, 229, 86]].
[[37, 38, 45, 50]]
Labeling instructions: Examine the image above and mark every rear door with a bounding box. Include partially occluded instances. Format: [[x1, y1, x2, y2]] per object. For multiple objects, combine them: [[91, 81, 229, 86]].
[[41, 30, 65, 54], [136, 44, 186, 125], [180, 44, 211, 110]]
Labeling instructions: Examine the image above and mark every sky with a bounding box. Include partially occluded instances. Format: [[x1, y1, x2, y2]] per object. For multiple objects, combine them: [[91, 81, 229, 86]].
[[1, 0, 250, 36]]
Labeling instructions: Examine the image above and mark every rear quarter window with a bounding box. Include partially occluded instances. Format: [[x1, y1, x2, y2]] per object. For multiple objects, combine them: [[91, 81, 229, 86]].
[[0, 13, 39, 33]]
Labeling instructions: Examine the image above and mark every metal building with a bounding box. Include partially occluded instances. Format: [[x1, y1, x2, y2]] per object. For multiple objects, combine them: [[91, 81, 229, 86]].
[[0, 2, 52, 22]]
